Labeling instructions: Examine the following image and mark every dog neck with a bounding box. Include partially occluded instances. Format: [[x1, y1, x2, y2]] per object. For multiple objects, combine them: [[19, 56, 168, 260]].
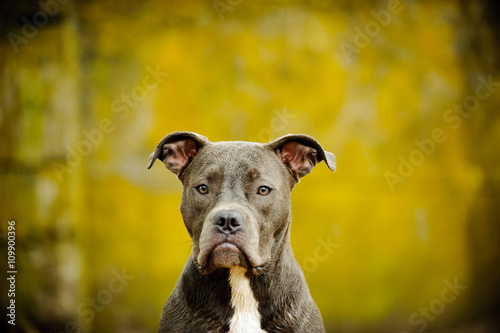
[[228, 266, 265, 333]]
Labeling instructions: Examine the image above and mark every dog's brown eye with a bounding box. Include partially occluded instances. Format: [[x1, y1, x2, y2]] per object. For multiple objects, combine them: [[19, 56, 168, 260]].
[[257, 186, 271, 196], [196, 185, 209, 194]]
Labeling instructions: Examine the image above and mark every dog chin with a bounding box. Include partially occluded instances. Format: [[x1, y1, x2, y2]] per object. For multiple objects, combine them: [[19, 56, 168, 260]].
[[196, 242, 251, 274], [196, 240, 271, 275], [210, 243, 248, 268]]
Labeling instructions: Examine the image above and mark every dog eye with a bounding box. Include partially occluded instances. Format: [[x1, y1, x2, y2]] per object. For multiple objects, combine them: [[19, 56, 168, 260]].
[[257, 186, 271, 196], [195, 185, 209, 194]]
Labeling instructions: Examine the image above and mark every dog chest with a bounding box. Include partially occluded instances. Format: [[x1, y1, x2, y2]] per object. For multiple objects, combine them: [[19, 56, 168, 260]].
[[228, 267, 267, 333]]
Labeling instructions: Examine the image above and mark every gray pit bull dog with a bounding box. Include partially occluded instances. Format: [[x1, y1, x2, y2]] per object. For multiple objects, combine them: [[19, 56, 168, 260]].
[[148, 131, 336, 333]]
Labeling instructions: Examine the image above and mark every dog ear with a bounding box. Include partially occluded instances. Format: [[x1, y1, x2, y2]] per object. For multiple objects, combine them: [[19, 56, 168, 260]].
[[266, 134, 336, 181], [147, 131, 209, 176]]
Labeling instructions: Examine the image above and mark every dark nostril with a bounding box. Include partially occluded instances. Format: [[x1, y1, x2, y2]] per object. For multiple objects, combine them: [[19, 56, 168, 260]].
[[229, 217, 241, 227], [216, 217, 226, 227], [213, 210, 243, 234]]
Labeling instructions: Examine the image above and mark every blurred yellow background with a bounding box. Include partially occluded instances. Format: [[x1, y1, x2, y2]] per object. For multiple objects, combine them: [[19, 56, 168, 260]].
[[1, 0, 499, 332]]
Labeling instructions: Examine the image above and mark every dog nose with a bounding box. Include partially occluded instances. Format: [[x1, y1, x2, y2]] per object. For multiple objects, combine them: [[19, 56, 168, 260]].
[[213, 210, 243, 234]]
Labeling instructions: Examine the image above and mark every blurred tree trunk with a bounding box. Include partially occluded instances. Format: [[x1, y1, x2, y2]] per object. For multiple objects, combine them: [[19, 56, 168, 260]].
[[0, 1, 87, 332], [460, 0, 500, 330]]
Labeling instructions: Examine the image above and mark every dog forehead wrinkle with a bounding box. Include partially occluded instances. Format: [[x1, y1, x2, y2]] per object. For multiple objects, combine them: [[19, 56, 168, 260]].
[[182, 149, 223, 185], [219, 171, 246, 201], [211, 150, 257, 183], [246, 167, 261, 182], [220, 162, 266, 198], [203, 167, 222, 184]]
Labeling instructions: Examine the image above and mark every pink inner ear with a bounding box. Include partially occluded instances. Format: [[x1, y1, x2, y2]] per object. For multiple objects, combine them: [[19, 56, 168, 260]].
[[280, 142, 315, 174], [164, 139, 198, 174]]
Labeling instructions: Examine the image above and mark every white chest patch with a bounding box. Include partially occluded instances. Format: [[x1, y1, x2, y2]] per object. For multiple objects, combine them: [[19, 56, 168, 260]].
[[228, 267, 266, 333]]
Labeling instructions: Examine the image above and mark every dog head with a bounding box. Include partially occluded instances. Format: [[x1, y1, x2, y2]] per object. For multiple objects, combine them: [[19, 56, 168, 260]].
[[148, 131, 336, 275]]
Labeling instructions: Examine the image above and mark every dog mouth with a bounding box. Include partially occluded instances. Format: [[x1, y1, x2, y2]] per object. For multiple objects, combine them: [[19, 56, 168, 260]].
[[195, 237, 269, 275], [194, 222, 271, 274], [209, 242, 249, 268], [196, 241, 250, 271]]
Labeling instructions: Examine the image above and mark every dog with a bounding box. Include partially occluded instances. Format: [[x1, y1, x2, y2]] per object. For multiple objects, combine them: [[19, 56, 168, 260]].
[[148, 131, 336, 332]]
